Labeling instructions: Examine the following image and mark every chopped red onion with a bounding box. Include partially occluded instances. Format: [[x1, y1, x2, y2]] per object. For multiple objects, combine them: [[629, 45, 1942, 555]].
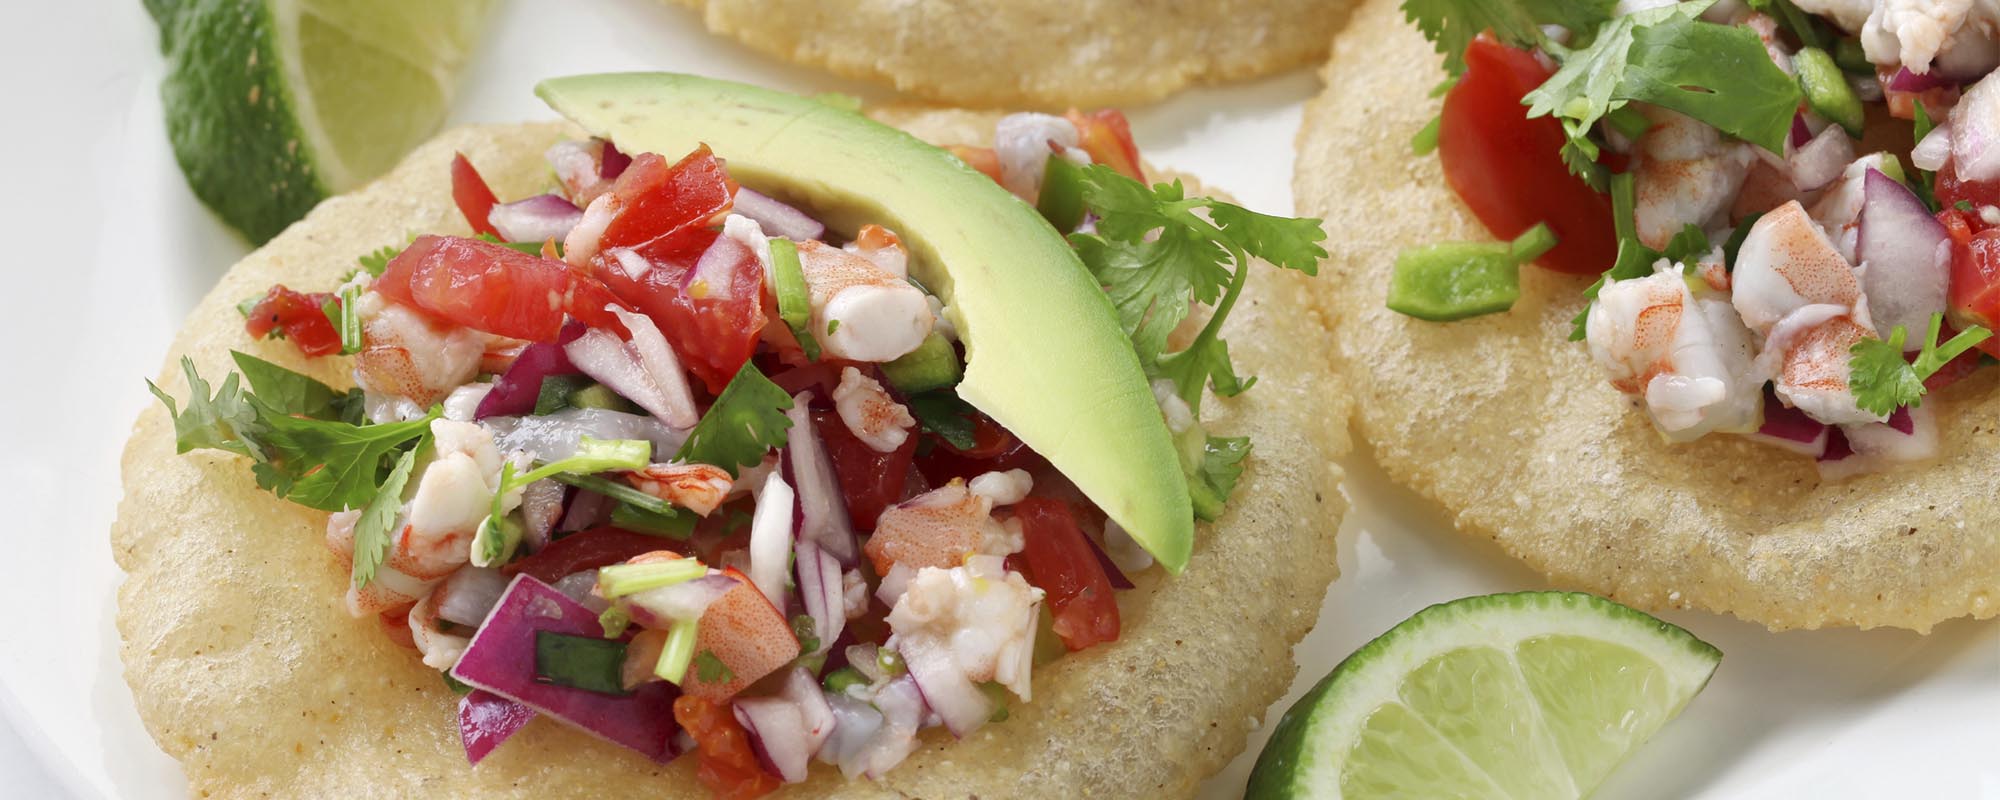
[[1789, 113, 1812, 148], [488, 194, 583, 245], [1952, 72, 2000, 183], [691, 233, 755, 297], [859, 677, 927, 780], [1887, 405, 1915, 435], [475, 322, 586, 419], [435, 567, 511, 628], [794, 540, 845, 656], [732, 668, 835, 783], [820, 694, 884, 779], [1747, 394, 1830, 456], [550, 569, 610, 614], [458, 689, 535, 766], [1888, 67, 1949, 93], [1081, 530, 1135, 590], [1912, 121, 1953, 172], [897, 636, 993, 737], [450, 575, 682, 762], [520, 479, 567, 553], [748, 471, 797, 610], [1858, 168, 1951, 344], [601, 138, 631, 179], [559, 489, 612, 533], [565, 327, 687, 428], [733, 188, 825, 241], [785, 392, 860, 564], [605, 307, 699, 429], [1789, 125, 1854, 192]]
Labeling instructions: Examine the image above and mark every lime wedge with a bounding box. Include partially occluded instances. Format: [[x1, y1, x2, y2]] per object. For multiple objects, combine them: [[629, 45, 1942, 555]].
[[1247, 592, 1720, 799], [151, 0, 493, 243]]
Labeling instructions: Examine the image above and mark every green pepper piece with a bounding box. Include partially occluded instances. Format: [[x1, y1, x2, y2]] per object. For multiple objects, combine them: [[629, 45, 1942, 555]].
[[1833, 37, 1871, 74], [1037, 154, 1088, 233], [1387, 224, 1557, 322], [566, 382, 638, 413], [1796, 47, 1864, 138]]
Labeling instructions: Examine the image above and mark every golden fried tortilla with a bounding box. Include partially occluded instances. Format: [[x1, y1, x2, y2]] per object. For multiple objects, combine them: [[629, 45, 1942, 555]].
[[114, 112, 1348, 796], [1297, 0, 2000, 632], [669, 0, 1353, 108]]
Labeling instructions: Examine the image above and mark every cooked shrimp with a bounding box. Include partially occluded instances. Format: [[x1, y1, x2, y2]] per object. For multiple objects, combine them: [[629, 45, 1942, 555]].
[[832, 367, 916, 453], [1586, 264, 1762, 439], [1755, 305, 1885, 425], [845, 225, 909, 279], [624, 463, 734, 516], [1730, 200, 1865, 334], [408, 586, 470, 671], [352, 292, 483, 409], [332, 419, 503, 617], [797, 241, 933, 362], [886, 556, 1044, 701], [864, 481, 992, 576], [1633, 107, 1757, 251]]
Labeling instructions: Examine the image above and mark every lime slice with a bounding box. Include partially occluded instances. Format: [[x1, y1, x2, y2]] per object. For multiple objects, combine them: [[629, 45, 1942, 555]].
[[1247, 592, 1720, 799], [151, 0, 493, 243]]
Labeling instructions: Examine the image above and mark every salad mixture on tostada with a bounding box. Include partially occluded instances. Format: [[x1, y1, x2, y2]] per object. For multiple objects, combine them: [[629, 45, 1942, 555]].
[[1393, 0, 2000, 478], [147, 76, 1324, 797]]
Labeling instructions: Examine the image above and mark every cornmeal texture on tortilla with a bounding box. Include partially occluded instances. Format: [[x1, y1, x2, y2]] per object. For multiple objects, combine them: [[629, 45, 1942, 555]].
[[115, 113, 1348, 796], [1297, 0, 2000, 633], [668, 0, 1353, 108]]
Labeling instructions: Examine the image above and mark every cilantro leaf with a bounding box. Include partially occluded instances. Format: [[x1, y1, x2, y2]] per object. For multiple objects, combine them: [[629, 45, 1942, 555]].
[[906, 389, 978, 450], [1186, 435, 1251, 522], [1402, 0, 1617, 75], [672, 363, 793, 477], [252, 404, 438, 512], [1849, 314, 1993, 416], [147, 357, 263, 459], [230, 351, 359, 422], [694, 650, 734, 683], [352, 443, 422, 588], [357, 244, 401, 277], [1525, 5, 1801, 180], [1071, 227, 1228, 368], [1206, 204, 1327, 274]]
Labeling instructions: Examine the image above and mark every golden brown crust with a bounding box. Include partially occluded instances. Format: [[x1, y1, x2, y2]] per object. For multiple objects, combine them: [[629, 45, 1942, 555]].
[[1296, 0, 2000, 632], [115, 114, 1347, 796], [669, 0, 1354, 108]]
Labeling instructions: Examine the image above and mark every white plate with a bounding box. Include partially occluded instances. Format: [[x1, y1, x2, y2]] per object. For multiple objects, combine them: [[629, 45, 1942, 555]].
[[2, 1, 1994, 797]]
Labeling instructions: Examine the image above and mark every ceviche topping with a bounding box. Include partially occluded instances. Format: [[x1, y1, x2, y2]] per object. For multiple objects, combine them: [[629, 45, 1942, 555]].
[[150, 85, 1324, 795], [1396, 0, 2000, 478]]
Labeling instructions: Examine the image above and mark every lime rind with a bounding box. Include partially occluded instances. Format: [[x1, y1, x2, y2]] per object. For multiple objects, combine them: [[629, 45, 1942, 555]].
[[1247, 592, 1720, 799]]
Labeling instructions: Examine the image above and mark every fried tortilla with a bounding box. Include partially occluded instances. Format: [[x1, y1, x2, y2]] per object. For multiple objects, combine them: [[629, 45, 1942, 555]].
[[668, 0, 1353, 108], [114, 113, 1347, 796], [1297, 0, 2000, 632]]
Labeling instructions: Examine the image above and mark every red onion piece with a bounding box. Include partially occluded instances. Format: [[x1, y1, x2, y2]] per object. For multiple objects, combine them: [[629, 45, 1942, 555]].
[[860, 677, 927, 780], [450, 575, 683, 762], [458, 689, 535, 766], [435, 567, 511, 628], [733, 188, 825, 241], [897, 636, 993, 737], [1789, 113, 1812, 148], [732, 668, 834, 783], [565, 327, 686, 428], [605, 307, 699, 429], [1888, 66, 1948, 93], [1953, 73, 2000, 183], [1818, 427, 1855, 462], [550, 569, 611, 614], [601, 139, 631, 179], [820, 693, 884, 779], [1912, 121, 1953, 172], [1858, 168, 1951, 343], [785, 392, 860, 565], [1081, 530, 1136, 590], [475, 322, 586, 419], [748, 472, 797, 610], [1887, 405, 1915, 435], [794, 540, 845, 656], [520, 479, 567, 553], [1789, 125, 1854, 192], [1747, 394, 1829, 457], [559, 489, 612, 533], [488, 193, 583, 245]]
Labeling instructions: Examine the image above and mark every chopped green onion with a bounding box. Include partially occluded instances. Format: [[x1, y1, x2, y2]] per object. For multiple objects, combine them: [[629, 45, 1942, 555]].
[[471, 462, 522, 568], [511, 437, 650, 488], [790, 614, 821, 654], [533, 631, 630, 695], [597, 559, 705, 599], [770, 238, 820, 360], [656, 621, 700, 685], [876, 647, 905, 677], [823, 666, 867, 695], [323, 284, 362, 355], [610, 502, 695, 539], [1410, 115, 1442, 156], [551, 472, 676, 515]]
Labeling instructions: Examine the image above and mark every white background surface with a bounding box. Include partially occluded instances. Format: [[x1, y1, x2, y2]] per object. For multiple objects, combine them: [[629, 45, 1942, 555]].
[[1, 0, 1995, 797]]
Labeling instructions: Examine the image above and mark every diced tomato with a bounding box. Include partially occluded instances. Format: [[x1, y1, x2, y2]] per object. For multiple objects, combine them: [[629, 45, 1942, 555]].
[[1012, 497, 1120, 651], [592, 228, 766, 392], [673, 695, 782, 800], [1439, 38, 1618, 276], [502, 527, 690, 583], [596, 147, 736, 253], [374, 234, 626, 341], [1945, 209, 2000, 356], [1065, 109, 1144, 182], [243, 285, 343, 357], [914, 412, 1045, 485], [1936, 163, 2000, 223], [949, 145, 1004, 183], [451, 153, 502, 239], [814, 408, 915, 532]]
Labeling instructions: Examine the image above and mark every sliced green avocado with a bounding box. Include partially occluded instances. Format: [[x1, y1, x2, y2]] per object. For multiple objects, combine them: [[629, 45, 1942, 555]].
[[538, 73, 1194, 571]]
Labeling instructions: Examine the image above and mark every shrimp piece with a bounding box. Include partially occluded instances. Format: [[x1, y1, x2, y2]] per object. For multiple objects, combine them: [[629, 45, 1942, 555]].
[[1808, 154, 1899, 262], [1586, 264, 1762, 439], [1632, 107, 1756, 251], [832, 367, 916, 453], [1731, 200, 1865, 335], [624, 463, 734, 516], [844, 224, 909, 279], [1756, 305, 1885, 425], [797, 241, 932, 362], [682, 574, 801, 702], [408, 586, 470, 671], [334, 420, 502, 617], [352, 293, 483, 408], [886, 556, 1044, 701], [864, 481, 992, 576]]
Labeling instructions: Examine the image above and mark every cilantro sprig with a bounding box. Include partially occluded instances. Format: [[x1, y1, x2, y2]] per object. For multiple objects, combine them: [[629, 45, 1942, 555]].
[[1402, 0, 1616, 76], [673, 362, 794, 476], [1849, 314, 1992, 417], [1064, 164, 1326, 519]]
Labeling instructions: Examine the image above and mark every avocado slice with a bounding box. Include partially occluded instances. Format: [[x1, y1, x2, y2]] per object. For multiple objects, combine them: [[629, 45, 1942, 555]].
[[538, 73, 1195, 571]]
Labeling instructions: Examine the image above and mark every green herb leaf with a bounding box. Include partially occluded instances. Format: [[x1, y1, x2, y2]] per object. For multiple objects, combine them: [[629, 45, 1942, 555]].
[[1524, 4, 1802, 180], [230, 351, 358, 422], [673, 363, 794, 476], [1401, 0, 1617, 75], [790, 615, 821, 655], [252, 405, 438, 512], [352, 443, 422, 588], [610, 502, 696, 538], [147, 357, 264, 459], [534, 631, 630, 696], [1850, 314, 1994, 416], [1186, 435, 1251, 522], [357, 244, 402, 277], [551, 472, 680, 516], [906, 390, 978, 450]]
